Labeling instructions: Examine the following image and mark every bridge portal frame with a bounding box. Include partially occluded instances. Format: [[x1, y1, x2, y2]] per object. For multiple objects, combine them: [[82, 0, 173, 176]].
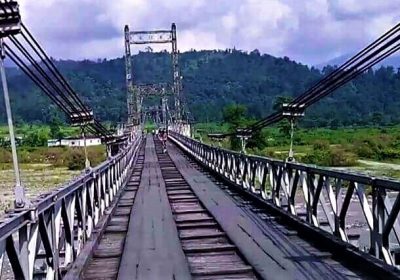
[[135, 83, 170, 129], [124, 23, 181, 125]]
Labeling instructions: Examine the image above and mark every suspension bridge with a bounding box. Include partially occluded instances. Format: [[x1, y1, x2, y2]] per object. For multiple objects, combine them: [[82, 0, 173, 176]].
[[1, 1, 400, 279]]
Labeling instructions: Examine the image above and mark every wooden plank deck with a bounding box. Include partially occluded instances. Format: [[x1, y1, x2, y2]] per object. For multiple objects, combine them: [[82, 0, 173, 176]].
[[116, 136, 373, 280], [167, 142, 369, 280], [118, 136, 191, 280]]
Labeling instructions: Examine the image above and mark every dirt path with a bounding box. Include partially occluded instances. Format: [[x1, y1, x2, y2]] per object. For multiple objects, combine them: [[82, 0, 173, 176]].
[[358, 159, 400, 170]]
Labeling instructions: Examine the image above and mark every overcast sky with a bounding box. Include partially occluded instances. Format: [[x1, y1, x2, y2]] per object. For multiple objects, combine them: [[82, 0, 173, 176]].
[[18, 0, 400, 65]]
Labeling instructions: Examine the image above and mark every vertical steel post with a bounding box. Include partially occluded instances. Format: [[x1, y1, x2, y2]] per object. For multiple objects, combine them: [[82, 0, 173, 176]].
[[171, 23, 181, 122], [141, 109, 146, 133], [124, 25, 135, 124], [137, 86, 142, 125], [166, 103, 169, 134], [0, 39, 26, 207], [81, 126, 90, 170], [162, 87, 167, 129], [240, 136, 247, 154], [288, 119, 295, 161], [106, 144, 112, 158]]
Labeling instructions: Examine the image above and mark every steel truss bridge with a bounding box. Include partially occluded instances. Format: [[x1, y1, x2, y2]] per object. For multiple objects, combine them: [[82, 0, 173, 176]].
[[1, 1, 400, 279]]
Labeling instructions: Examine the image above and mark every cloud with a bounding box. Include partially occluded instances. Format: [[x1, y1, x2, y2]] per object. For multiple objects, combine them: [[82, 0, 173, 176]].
[[20, 0, 119, 42], [330, 0, 398, 19], [14, 0, 400, 64]]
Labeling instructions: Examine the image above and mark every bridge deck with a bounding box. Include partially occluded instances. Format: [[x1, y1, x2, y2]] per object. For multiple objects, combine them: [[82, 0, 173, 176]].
[[85, 135, 373, 279], [118, 136, 191, 279], [167, 142, 369, 280]]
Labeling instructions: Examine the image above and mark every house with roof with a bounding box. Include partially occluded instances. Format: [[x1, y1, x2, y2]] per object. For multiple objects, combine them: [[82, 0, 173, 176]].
[[47, 137, 101, 147]]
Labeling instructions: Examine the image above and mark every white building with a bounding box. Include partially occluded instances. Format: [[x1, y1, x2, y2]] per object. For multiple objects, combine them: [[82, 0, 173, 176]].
[[48, 137, 102, 147]]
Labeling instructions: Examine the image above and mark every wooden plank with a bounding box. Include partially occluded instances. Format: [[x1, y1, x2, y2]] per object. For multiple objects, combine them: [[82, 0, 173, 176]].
[[118, 137, 191, 280], [173, 209, 207, 215], [177, 222, 217, 229], [93, 248, 123, 258], [83, 257, 120, 279], [183, 244, 236, 254], [180, 231, 225, 240], [191, 266, 253, 276], [176, 213, 213, 223], [114, 208, 131, 216], [194, 273, 256, 280], [105, 225, 127, 233]]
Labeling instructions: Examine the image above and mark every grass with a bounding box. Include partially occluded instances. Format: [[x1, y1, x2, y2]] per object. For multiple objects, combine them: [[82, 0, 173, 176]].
[[0, 145, 106, 167], [0, 164, 80, 213], [0, 146, 106, 214], [0, 124, 80, 138]]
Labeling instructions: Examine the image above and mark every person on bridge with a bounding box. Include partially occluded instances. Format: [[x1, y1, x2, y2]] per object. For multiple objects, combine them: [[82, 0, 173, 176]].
[[158, 128, 168, 153]]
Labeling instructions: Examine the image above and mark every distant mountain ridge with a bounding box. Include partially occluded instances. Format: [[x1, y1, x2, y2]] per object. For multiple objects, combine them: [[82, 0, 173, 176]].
[[1, 50, 400, 128], [316, 53, 400, 69]]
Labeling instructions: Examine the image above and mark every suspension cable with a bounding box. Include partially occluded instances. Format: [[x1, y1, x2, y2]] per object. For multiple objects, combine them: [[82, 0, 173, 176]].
[[4, 46, 71, 114], [7, 37, 81, 113], [20, 23, 89, 111], [223, 23, 400, 137], [4, 24, 113, 139]]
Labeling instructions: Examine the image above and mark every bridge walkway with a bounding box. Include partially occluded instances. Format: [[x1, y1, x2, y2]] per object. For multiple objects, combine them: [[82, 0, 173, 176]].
[[82, 135, 373, 279], [167, 141, 370, 280], [118, 135, 191, 279]]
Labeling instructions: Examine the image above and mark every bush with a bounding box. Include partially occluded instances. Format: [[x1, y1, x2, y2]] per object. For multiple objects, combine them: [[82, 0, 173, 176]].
[[355, 143, 376, 158], [330, 148, 357, 166], [17, 147, 67, 164], [87, 146, 106, 166], [312, 140, 330, 150], [353, 135, 400, 161], [65, 149, 85, 170], [23, 129, 49, 147], [60, 146, 105, 170], [302, 149, 331, 166], [265, 150, 276, 158], [0, 148, 12, 163], [302, 145, 357, 167], [379, 148, 400, 160], [229, 136, 242, 151]]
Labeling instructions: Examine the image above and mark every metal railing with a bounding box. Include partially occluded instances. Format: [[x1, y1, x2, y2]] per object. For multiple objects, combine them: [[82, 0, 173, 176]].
[[0, 135, 142, 279], [170, 131, 400, 267]]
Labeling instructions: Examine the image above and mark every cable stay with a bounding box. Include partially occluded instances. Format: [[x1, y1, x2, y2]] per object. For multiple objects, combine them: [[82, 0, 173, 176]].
[[4, 22, 113, 140], [219, 23, 400, 139]]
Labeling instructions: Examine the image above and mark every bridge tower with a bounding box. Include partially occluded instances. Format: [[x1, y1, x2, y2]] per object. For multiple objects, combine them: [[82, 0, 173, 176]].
[[124, 23, 182, 126], [124, 25, 138, 125], [171, 23, 181, 121], [135, 83, 170, 130]]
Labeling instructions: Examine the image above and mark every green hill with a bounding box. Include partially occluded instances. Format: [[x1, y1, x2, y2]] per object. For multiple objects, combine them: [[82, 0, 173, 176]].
[[1, 49, 400, 127]]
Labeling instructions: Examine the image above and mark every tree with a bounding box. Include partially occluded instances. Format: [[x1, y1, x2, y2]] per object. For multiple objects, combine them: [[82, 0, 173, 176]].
[[250, 49, 260, 56], [223, 104, 248, 151], [223, 104, 247, 129], [49, 116, 65, 139], [273, 96, 294, 136], [273, 96, 293, 111], [247, 129, 266, 150], [371, 112, 383, 125], [23, 129, 49, 147], [277, 119, 292, 136]]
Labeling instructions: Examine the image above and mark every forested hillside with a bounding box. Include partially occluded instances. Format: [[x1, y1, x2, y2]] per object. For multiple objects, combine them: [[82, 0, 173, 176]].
[[1, 49, 400, 127]]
